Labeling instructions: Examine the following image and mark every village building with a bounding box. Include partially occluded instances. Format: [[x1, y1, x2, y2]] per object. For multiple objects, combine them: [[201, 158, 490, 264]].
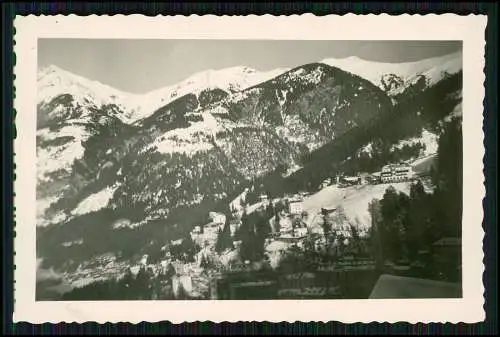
[[293, 227, 308, 238], [208, 211, 226, 225], [339, 175, 362, 187], [380, 163, 414, 183], [288, 201, 303, 215], [228, 219, 241, 237], [366, 173, 381, 184], [203, 222, 223, 239], [319, 178, 332, 190], [190, 211, 227, 246], [259, 194, 269, 203], [232, 240, 243, 250]]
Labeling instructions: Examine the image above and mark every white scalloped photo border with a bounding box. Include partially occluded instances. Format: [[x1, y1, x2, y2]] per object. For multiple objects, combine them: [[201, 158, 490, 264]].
[[13, 14, 487, 324]]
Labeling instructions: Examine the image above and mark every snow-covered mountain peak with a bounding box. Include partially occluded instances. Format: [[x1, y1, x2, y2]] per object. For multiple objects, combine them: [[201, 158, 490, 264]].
[[320, 51, 462, 93], [128, 66, 290, 122], [36, 64, 291, 125], [37, 64, 136, 109]]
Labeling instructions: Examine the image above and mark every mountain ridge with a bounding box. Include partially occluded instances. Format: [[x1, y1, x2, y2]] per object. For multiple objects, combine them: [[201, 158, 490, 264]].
[[36, 53, 462, 288], [38, 51, 462, 124]]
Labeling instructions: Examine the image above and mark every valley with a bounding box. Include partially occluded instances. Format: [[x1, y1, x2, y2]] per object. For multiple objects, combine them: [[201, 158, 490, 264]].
[[35, 51, 463, 300]]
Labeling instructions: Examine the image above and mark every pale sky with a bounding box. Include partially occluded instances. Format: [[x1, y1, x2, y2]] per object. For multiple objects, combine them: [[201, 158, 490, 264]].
[[38, 39, 462, 94]]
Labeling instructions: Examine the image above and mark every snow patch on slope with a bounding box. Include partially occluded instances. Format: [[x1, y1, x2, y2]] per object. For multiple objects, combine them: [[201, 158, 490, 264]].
[[71, 185, 119, 216], [37, 125, 90, 182], [391, 129, 439, 156], [147, 112, 221, 155]]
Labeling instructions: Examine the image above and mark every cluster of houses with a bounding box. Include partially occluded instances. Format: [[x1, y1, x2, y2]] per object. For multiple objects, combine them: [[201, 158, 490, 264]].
[[316, 161, 417, 190], [190, 211, 229, 248]]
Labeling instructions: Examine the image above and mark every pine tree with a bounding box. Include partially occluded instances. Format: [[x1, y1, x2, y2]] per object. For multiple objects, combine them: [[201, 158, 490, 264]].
[[215, 220, 233, 253], [368, 198, 383, 268]]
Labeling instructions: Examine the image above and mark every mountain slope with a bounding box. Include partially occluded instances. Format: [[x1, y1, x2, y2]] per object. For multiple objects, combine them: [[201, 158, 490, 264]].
[[35, 54, 462, 289], [321, 51, 462, 96], [130, 66, 290, 122], [38, 65, 139, 125]]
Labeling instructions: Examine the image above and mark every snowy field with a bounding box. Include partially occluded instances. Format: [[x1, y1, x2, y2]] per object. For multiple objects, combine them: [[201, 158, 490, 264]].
[[300, 182, 412, 226]]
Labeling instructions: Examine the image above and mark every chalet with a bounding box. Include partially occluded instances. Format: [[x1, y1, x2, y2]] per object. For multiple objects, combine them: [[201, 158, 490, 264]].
[[319, 178, 331, 190], [339, 175, 362, 187]]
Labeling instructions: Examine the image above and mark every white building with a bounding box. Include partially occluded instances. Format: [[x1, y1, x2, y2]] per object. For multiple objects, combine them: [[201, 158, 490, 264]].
[[294, 227, 308, 238], [380, 164, 414, 183], [208, 212, 226, 224], [229, 220, 241, 237], [341, 176, 362, 186], [289, 201, 303, 215]]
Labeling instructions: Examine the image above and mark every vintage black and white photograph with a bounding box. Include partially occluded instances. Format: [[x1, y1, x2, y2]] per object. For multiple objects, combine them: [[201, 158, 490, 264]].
[[14, 14, 486, 323], [34, 38, 464, 301]]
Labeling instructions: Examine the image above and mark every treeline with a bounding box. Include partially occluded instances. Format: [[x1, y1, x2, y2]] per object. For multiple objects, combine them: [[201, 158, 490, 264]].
[[368, 118, 462, 282]]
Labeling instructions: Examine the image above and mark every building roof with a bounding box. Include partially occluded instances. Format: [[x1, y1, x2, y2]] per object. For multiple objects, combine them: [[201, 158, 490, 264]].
[[369, 274, 462, 299]]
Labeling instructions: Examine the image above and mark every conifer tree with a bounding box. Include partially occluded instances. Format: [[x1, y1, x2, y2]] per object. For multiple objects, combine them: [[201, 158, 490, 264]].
[[215, 220, 233, 253]]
